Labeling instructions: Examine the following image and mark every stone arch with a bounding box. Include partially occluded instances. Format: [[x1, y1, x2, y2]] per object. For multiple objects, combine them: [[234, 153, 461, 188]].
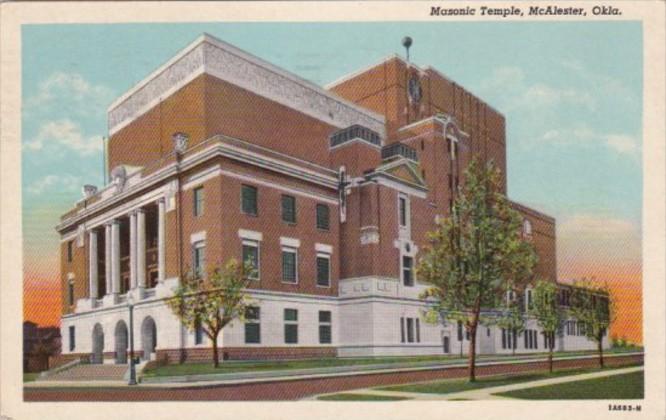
[[114, 320, 128, 364], [91, 323, 104, 364], [141, 316, 157, 361]]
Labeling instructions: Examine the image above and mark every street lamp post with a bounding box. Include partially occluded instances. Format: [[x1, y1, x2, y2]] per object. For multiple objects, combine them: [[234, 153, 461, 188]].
[[127, 293, 137, 386]]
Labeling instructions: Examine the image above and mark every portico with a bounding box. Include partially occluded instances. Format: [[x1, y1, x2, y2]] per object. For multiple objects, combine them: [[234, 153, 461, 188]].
[[86, 199, 166, 310]]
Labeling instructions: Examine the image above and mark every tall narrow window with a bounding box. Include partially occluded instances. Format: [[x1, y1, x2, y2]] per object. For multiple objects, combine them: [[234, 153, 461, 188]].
[[194, 319, 204, 345], [316, 255, 330, 287], [69, 326, 75, 351], [241, 185, 258, 216], [245, 306, 261, 344], [281, 195, 296, 224], [502, 328, 507, 349], [193, 187, 204, 217], [242, 241, 260, 280], [416, 318, 421, 343], [284, 308, 298, 344], [68, 279, 74, 306], [400, 317, 406, 343], [399, 195, 408, 227], [193, 241, 206, 277], [524, 330, 529, 349], [319, 310, 332, 344], [281, 248, 297, 284], [402, 256, 414, 286], [67, 240, 73, 262], [406, 318, 414, 343], [316, 204, 330, 230], [457, 321, 463, 342]]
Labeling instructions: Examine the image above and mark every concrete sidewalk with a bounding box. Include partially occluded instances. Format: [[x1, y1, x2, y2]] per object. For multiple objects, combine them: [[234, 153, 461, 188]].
[[312, 365, 644, 401]]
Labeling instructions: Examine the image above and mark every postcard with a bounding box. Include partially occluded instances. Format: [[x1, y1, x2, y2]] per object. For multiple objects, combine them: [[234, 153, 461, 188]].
[[1, 1, 664, 419]]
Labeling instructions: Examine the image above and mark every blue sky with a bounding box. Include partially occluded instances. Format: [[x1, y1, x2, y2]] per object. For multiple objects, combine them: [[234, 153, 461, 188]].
[[22, 22, 642, 286]]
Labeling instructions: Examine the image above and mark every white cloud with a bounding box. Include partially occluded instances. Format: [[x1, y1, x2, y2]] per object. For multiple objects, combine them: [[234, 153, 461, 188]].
[[24, 119, 103, 156], [538, 126, 640, 158], [479, 66, 596, 112], [27, 174, 82, 195], [25, 72, 114, 115]]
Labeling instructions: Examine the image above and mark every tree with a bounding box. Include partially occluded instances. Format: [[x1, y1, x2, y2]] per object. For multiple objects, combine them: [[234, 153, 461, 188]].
[[530, 280, 565, 372], [569, 278, 614, 368], [167, 259, 253, 368], [418, 158, 537, 382]]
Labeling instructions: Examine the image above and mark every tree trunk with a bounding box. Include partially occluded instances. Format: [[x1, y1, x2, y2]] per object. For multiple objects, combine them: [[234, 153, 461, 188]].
[[212, 334, 219, 368], [548, 332, 554, 373], [468, 320, 479, 382], [598, 334, 604, 368]]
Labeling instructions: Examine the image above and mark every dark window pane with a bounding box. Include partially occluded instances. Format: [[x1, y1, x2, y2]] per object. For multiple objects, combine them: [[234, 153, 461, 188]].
[[319, 310, 331, 323], [69, 326, 75, 351], [319, 325, 332, 344], [68, 281, 74, 306], [193, 187, 204, 217], [316, 204, 330, 230], [416, 318, 420, 342], [406, 318, 414, 343], [245, 323, 260, 344], [195, 321, 203, 345], [402, 256, 414, 286], [67, 241, 73, 262], [284, 308, 298, 321], [399, 197, 407, 226], [316, 257, 330, 287], [281, 195, 296, 223], [242, 245, 259, 279], [245, 306, 260, 320], [285, 324, 298, 344], [400, 317, 405, 343], [241, 185, 258, 215], [282, 251, 297, 283]]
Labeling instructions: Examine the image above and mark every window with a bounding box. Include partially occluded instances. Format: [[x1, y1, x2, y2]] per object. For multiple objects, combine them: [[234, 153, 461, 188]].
[[193, 241, 206, 277], [319, 310, 332, 344], [281, 195, 296, 224], [69, 326, 75, 351], [416, 318, 421, 343], [284, 308, 298, 344], [526, 289, 533, 310], [457, 321, 463, 341], [281, 249, 298, 283], [402, 256, 414, 286], [68, 279, 75, 306], [242, 241, 260, 280], [487, 327, 491, 337], [399, 196, 408, 227], [406, 318, 414, 343], [316, 204, 330, 230], [316, 255, 330, 287], [245, 306, 261, 344], [241, 185, 258, 216], [194, 320, 204, 345], [523, 219, 532, 237], [67, 240, 73, 262], [502, 328, 507, 349], [400, 317, 406, 343], [193, 187, 204, 217]]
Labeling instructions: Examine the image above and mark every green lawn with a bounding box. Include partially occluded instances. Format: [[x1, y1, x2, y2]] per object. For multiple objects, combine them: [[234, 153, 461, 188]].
[[142, 348, 641, 378], [317, 393, 409, 401], [377, 365, 641, 395], [23, 373, 40, 382], [495, 371, 644, 400]]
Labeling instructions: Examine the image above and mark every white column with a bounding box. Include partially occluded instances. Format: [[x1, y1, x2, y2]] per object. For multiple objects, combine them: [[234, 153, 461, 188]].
[[129, 211, 137, 289], [88, 230, 98, 299], [137, 208, 146, 290], [158, 198, 166, 283], [105, 223, 112, 295], [111, 220, 120, 295]]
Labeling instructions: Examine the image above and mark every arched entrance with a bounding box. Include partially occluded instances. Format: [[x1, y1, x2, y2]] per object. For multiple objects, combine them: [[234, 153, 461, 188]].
[[114, 320, 128, 364], [91, 323, 104, 364], [141, 316, 157, 361]]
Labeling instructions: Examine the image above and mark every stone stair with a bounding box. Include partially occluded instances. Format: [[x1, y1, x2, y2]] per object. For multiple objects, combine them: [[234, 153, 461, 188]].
[[40, 364, 128, 382]]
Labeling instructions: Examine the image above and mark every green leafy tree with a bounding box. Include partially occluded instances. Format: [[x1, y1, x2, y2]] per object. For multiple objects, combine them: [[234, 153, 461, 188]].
[[569, 278, 614, 368], [530, 280, 565, 372], [167, 259, 253, 368], [418, 158, 537, 382]]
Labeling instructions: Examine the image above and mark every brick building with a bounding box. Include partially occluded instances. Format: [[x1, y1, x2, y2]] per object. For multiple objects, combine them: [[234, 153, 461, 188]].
[[56, 34, 607, 364]]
